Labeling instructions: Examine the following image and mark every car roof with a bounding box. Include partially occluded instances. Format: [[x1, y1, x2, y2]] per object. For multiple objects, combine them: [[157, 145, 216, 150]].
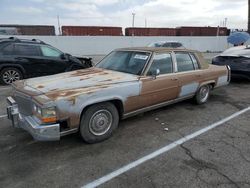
[[116, 47, 198, 53], [0, 37, 46, 45]]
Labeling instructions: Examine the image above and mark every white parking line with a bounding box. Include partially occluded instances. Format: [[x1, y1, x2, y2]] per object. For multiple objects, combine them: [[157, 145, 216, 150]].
[[0, 114, 7, 118], [82, 106, 250, 188]]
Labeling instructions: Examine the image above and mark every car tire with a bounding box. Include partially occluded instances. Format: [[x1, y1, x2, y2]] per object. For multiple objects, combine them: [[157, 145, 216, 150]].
[[0, 67, 23, 85], [80, 102, 119, 144], [194, 85, 210, 104]]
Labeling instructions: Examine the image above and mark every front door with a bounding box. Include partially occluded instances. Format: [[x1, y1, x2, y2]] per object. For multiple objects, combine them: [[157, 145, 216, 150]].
[[139, 53, 179, 108], [38, 45, 68, 75]]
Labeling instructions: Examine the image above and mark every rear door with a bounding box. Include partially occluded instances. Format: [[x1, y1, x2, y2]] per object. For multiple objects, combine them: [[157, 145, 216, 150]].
[[173, 52, 203, 98], [13, 43, 43, 77], [139, 52, 179, 108]]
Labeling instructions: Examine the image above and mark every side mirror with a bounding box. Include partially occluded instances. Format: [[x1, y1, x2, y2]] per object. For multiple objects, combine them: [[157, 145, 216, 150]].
[[60, 53, 67, 60], [155, 69, 160, 76], [152, 69, 160, 79], [60, 53, 71, 60]]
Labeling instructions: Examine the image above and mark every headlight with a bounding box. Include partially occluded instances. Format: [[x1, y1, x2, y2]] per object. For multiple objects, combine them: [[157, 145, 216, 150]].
[[33, 104, 57, 124], [42, 107, 56, 117]]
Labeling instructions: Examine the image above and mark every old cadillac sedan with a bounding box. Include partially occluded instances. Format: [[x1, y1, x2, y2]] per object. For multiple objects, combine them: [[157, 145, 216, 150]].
[[7, 47, 230, 143]]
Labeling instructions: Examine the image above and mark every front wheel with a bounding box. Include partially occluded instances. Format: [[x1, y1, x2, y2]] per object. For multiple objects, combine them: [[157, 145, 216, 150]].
[[0, 67, 23, 85], [80, 102, 119, 143], [194, 85, 210, 104]]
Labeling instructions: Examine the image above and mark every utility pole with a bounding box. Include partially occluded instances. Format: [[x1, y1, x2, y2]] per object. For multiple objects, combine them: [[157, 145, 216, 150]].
[[132, 13, 135, 27], [248, 0, 250, 32], [224, 18, 228, 27], [145, 18, 147, 27], [57, 15, 61, 35]]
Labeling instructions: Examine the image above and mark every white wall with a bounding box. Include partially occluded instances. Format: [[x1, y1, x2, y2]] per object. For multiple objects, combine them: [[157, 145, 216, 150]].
[[0, 35, 229, 56]]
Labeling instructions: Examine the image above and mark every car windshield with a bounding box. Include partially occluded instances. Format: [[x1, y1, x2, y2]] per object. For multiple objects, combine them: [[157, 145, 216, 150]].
[[96, 51, 151, 75]]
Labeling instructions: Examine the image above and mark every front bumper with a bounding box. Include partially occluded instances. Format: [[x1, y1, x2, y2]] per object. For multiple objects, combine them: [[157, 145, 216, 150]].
[[6, 96, 60, 141]]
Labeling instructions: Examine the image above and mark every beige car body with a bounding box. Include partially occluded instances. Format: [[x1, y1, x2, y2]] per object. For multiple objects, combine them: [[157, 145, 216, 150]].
[[7, 47, 230, 141]]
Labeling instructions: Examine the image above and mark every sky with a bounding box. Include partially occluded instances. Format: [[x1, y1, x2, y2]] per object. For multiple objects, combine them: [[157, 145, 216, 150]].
[[0, 0, 247, 33]]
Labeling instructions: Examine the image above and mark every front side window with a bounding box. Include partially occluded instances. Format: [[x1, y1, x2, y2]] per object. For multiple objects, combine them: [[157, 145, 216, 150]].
[[15, 44, 40, 56], [175, 53, 195, 72], [40, 46, 62, 57], [96, 51, 150, 75], [147, 53, 173, 75]]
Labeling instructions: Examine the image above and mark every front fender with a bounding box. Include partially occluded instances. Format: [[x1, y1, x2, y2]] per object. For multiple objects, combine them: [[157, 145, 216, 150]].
[[55, 81, 141, 128]]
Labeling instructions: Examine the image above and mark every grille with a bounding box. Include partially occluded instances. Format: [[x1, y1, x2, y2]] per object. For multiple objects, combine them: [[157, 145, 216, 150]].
[[13, 92, 33, 115]]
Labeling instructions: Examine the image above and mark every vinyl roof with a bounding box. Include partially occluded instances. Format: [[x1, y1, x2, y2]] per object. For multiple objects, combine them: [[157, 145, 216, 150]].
[[116, 47, 199, 53]]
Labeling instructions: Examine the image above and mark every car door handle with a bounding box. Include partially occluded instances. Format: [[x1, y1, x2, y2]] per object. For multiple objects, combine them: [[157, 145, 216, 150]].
[[196, 74, 202, 77], [15, 57, 28, 62]]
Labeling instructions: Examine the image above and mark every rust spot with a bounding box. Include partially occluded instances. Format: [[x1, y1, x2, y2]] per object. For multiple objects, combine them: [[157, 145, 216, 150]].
[[99, 79, 113, 82], [37, 85, 44, 89], [46, 84, 111, 100], [70, 67, 103, 77]]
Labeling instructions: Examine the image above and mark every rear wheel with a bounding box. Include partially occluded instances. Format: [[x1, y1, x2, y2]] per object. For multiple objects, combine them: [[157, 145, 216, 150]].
[[0, 67, 23, 85], [80, 102, 119, 143], [194, 85, 210, 104]]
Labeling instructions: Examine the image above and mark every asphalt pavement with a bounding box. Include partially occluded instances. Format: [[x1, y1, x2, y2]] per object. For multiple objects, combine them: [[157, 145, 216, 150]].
[[0, 78, 249, 188]]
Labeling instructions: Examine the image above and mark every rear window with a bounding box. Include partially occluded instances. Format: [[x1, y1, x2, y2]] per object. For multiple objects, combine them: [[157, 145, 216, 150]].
[[175, 53, 195, 72], [14, 44, 40, 56]]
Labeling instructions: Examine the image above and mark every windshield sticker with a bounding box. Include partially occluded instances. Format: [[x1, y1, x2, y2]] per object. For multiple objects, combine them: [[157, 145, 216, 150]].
[[134, 54, 149, 60]]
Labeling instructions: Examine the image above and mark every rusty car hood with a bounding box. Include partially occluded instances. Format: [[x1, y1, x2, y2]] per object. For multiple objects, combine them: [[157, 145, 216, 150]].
[[13, 67, 139, 100]]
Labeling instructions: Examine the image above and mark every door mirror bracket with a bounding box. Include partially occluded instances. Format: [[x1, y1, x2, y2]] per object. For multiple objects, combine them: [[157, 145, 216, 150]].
[[152, 69, 160, 79]]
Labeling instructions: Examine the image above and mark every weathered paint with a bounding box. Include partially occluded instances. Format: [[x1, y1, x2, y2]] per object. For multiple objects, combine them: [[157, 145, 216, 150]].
[[139, 75, 179, 108], [179, 82, 199, 97], [10, 48, 230, 132], [216, 75, 229, 87], [56, 81, 141, 127]]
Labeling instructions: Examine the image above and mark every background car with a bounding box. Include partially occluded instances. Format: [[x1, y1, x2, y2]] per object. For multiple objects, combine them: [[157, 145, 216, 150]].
[[147, 41, 185, 48], [0, 37, 92, 85], [212, 45, 250, 80]]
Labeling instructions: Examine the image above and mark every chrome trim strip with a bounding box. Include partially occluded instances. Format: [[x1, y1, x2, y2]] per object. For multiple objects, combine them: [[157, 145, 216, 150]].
[[226, 65, 231, 82], [122, 94, 194, 119], [171, 51, 178, 73], [7, 96, 16, 105], [60, 128, 78, 136]]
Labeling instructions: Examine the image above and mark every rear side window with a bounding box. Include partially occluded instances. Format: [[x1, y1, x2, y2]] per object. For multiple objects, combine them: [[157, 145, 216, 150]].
[[40, 46, 62, 57], [14, 44, 40, 56], [147, 53, 173, 75], [1, 43, 14, 55], [190, 53, 200, 69], [175, 53, 195, 72]]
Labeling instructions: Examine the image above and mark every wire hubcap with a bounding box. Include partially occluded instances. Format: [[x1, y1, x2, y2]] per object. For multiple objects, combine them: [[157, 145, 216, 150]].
[[200, 86, 209, 102], [89, 110, 113, 136]]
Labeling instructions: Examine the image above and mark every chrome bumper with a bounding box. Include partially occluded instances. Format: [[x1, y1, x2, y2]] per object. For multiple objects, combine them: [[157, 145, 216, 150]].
[[6, 96, 60, 141]]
